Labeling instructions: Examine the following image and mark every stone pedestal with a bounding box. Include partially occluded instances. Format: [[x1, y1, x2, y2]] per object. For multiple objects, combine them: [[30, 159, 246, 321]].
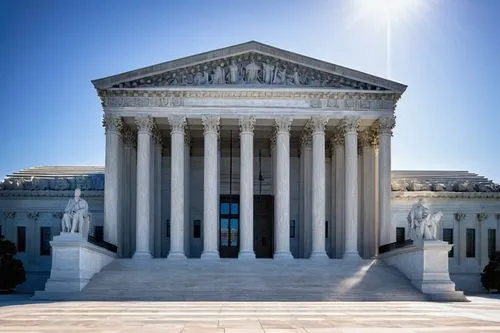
[[380, 240, 467, 301], [36, 233, 115, 295]]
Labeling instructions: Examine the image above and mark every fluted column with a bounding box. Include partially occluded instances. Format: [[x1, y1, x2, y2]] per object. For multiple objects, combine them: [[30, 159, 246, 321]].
[[377, 116, 396, 246], [184, 133, 191, 257], [121, 126, 136, 257], [332, 129, 345, 258], [274, 117, 294, 260], [168, 115, 187, 259], [342, 117, 361, 259], [201, 115, 220, 260], [360, 129, 379, 258], [103, 114, 123, 247], [152, 126, 163, 258], [310, 116, 329, 259], [133, 115, 154, 259], [300, 126, 312, 258], [238, 116, 256, 259]]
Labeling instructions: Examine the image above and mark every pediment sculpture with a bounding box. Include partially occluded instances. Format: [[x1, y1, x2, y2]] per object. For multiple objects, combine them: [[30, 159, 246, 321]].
[[113, 52, 385, 91], [407, 199, 443, 241]]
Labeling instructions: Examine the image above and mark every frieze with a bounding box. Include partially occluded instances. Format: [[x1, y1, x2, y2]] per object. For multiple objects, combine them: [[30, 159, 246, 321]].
[[109, 52, 388, 91], [392, 191, 500, 199]]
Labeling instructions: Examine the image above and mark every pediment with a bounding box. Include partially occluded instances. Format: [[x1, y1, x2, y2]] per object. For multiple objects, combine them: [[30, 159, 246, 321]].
[[93, 41, 406, 93]]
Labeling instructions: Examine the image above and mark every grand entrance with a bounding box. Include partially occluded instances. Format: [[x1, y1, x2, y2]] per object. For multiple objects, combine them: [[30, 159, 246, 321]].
[[219, 195, 274, 258]]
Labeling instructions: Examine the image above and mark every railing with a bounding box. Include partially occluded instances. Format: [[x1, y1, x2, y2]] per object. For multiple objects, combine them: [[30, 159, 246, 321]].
[[87, 234, 118, 253], [378, 239, 413, 254]]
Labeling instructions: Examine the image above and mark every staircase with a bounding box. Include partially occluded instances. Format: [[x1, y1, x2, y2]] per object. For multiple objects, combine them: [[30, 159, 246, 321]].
[[76, 259, 427, 301]]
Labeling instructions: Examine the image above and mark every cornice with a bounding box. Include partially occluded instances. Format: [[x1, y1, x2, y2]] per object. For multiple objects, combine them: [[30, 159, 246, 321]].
[[0, 190, 104, 198]]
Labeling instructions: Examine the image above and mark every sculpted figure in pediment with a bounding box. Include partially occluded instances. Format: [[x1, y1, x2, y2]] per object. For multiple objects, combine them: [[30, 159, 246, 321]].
[[228, 60, 240, 83], [290, 68, 301, 85], [273, 64, 287, 84], [245, 59, 260, 83], [212, 65, 225, 85], [262, 61, 275, 84], [194, 70, 209, 85]]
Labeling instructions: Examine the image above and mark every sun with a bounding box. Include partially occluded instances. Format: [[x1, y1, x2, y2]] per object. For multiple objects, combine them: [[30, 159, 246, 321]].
[[352, 0, 429, 24]]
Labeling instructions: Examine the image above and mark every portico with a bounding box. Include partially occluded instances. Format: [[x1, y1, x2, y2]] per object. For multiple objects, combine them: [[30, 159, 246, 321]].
[[94, 41, 405, 260]]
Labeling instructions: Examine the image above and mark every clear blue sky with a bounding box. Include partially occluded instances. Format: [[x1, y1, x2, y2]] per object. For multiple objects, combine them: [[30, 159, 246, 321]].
[[1, 0, 499, 182]]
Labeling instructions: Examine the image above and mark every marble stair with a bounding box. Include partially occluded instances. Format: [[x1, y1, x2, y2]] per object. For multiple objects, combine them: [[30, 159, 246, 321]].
[[74, 259, 428, 301]]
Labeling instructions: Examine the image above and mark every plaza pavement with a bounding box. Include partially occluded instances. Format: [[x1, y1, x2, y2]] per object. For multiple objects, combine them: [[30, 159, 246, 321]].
[[0, 295, 500, 332]]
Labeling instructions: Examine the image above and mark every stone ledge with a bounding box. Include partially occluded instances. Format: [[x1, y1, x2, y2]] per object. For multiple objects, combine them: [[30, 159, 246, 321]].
[[392, 191, 500, 199]]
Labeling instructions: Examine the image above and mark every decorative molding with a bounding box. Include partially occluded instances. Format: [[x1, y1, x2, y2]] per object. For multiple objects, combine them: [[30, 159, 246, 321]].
[[376, 115, 396, 136], [0, 190, 104, 198], [168, 115, 187, 135], [274, 117, 293, 134], [135, 115, 155, 134], [453, 212, 467, 223], [341, 116, 360, 135], [27, 211, 40, 221], [476, 212, 488, 223], [102, 114, 123, 134], [53, 212, 64, 220], [201, 115, 220, 135], [3, 211, 16, 219], [239, 116, 256, 134], [392, 191, 500, 199]]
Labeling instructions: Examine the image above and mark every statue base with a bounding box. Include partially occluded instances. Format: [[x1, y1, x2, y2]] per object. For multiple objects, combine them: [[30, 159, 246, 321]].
[[34, 233, 116, 298], [379, 240, 468, 302]]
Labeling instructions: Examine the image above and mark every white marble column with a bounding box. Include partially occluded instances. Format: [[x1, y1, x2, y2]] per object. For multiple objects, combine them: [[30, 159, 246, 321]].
[[152, 127, 163, 258], [360, 129, 378, 259], [332, 130, 345, 258], [270, 134, 277, 254], [300, 127, 312, 258], [274, 117, 294, 260], [184, 133, 191, 258], [201, 115, 220, 260], [103, 114, 123, 247], [239, 116, 256, 259], [310, 116, 329, 259], [454, 212, 466, 265], [132, 115, 154, 259], [168, 115, 187, 260], [342, 116, 361, 259], [377, 116, 396, 246], [121, 126, 136, 257]]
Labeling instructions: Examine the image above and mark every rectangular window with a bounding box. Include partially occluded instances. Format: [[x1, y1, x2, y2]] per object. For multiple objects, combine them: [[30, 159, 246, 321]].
[[466, 228, 476, 258], [442, 228, 454, 257], [396, 227, 405, 243], [488, 229, 496, 259], [166, 220, 170, 238], [94, 226, 104, 241], [325, 221, 329, 238], [40, 227, 51, 256], [290, 220, 295, 238], [193, 220, 201, 239], [17, 226, 26, 252]]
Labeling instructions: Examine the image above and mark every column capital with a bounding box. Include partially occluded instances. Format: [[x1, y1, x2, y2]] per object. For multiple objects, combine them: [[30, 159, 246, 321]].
[[300, 125, 313, 148], [310, 115, 329, 135], [168, 115, 187, 135], [453, 211, 467, 223], [184, 131, 191, 147], [152, 125, 163, 145], [376, 115, 396, 136], [269, 134, 276, 151], [202, 115, 220, 135], [359, 129, 379, 149], [331, 127, 345, 146], [274, 116, 293, 134], [103, 114, 123, 134], [341, 116, 360, 135], [239, 116, 256, 135], [135, 115, 155, 135], [121, 125, 137, 147]]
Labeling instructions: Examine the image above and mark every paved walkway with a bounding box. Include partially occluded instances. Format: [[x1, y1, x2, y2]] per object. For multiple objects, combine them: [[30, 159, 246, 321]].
[[1, 295, 500, 332]]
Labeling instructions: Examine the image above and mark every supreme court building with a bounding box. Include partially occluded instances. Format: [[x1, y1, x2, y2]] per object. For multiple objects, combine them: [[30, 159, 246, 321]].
[[93, 41, 403, 260]]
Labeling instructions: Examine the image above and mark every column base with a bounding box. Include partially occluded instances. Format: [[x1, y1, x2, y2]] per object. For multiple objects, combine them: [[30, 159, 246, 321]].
[[309, 251, 329, 260], [167, 251, 187, 260], [132, 251, 153, 260], [273, 251, 294, 260], [238, 251, 256, 260], [342, 251, 361, 260], [201, 251, 220, 260]]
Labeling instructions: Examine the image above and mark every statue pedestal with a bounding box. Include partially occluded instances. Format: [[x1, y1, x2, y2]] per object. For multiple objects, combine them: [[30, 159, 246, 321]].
[[34, 233, 115, 298], [379, 240, 468, 301]]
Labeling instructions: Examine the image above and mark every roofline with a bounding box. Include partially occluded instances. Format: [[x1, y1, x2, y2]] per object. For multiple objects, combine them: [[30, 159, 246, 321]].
[[91, 40, 407, 93]]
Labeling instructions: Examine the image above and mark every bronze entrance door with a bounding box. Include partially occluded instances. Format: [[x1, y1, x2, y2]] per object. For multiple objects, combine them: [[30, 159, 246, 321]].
[[253, 195, 274, 258], [219, 196, 239, 258]]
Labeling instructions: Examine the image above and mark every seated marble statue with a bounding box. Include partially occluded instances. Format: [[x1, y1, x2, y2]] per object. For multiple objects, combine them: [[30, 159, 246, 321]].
[[61, 188, 89, 234], [407, 199, 443, 241]]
